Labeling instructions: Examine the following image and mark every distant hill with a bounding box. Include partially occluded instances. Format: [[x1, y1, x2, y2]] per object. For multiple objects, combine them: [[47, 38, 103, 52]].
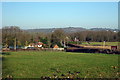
[[21, 27, 119, 33], [27, 27, 88, 33], [90, 28, 118, 32], [27, 28, 56, 33]]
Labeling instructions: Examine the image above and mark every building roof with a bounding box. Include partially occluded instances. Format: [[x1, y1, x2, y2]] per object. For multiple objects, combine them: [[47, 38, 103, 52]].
[[38, 42, 43, 45], [53, 44, 59, 48], [29, 43, 35, 45]]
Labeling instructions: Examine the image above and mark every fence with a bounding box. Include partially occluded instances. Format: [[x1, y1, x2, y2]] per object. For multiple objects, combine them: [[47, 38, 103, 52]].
[[2, 48, 64, 51]]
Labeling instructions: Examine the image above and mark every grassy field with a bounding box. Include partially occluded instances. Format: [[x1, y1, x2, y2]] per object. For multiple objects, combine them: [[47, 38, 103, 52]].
[[82, 42, 118, 46], [2, 51, 119, 78]]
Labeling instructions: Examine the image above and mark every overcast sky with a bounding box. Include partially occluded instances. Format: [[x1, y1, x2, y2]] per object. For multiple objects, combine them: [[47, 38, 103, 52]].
[[2, 2, 118, 29]]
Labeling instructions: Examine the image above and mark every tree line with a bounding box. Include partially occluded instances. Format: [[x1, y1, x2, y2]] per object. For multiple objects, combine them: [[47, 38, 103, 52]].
[[2, 26, 119, 48]]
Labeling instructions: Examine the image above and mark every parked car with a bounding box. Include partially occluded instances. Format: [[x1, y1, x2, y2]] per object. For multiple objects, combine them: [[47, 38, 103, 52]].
[[16, 46, 22, 49], [9, 46, 14, 50], [27, 47, 37, 50], [9, 46, 22, 50]]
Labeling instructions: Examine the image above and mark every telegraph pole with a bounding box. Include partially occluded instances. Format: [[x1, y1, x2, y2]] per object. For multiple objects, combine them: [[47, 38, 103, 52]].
[[66, 37, 69, 47], [64, 39, 65, 48], [5, 38, 8, 49], [14, 37, 16, 50], [103, 41, 105, 49]]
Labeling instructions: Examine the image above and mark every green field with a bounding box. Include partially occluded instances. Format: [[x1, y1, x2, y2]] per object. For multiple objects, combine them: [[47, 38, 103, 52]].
[[2, 51, 119, 78], [82, 42, 118, 46]]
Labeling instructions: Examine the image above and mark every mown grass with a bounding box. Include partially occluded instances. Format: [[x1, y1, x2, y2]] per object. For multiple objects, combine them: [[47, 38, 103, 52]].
[[82, 42, 118, 46], [2, 51, 119, 78]]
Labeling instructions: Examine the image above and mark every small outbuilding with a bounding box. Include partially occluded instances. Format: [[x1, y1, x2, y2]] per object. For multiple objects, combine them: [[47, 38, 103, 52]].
[[53, 44, 59, 48], [37, 42, 43, 48]]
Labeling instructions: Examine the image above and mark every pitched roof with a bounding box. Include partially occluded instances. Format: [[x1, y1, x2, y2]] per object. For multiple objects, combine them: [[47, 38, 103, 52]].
[[29, 43, 35, 45], [53, 44, 59, 48], [38, 42, 43, 45]]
